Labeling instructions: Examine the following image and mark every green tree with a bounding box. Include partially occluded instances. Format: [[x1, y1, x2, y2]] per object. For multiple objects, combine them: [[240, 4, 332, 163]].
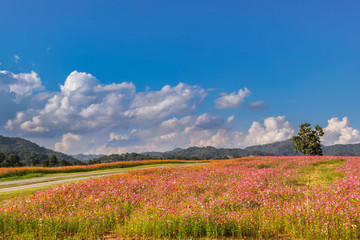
[[31, 158, 41, 166], [48, 155, 58, 167], [0, 152, 6, 165], [291, 123, 324, 156], [59, 159, 72, 166], [2, 154, 23, 167]]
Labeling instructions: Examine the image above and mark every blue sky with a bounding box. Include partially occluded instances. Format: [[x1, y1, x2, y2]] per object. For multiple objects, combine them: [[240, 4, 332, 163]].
[[1, 0, 360, 154]]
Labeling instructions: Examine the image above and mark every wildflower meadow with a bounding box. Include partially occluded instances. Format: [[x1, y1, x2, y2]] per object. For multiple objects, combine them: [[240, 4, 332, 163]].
[[1, 156, 360, 239]]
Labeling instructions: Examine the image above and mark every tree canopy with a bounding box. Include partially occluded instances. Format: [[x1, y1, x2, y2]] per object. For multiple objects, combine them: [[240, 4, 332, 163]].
[[291, 123, 324, 156]]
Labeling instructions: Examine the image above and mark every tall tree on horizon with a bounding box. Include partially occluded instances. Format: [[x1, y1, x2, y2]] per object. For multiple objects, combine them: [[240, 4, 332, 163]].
[[291, 123, 324, 156]]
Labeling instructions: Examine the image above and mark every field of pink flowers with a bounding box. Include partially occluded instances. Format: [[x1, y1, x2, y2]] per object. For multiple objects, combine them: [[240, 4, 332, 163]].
[[1, 156, 360, 239]]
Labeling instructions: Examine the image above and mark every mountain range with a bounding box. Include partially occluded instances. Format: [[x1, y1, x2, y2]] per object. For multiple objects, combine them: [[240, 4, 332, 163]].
[[1, 134, 360, 165], [143, 140, 360, 159]]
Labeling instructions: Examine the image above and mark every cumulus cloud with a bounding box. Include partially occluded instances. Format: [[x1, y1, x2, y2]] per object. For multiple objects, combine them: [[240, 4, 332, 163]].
[[214, 88, 250, 109], [245, 116, 295, 146], [0, 70, 44, 101], [0, 70, 47, 127], [124, 83, 207, 120], [322, 117, 360, 145], [99, 114, 227, 154], [5, 71, 207, 137], [54, 133, 81, 153], [248, 101, 269, 111], [94, 115, 294, 154]]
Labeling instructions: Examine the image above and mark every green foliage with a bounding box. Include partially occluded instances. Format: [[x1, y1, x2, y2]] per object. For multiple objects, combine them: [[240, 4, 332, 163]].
[[48, 155, 58, 167], [291, 123, 324, 156], [292, 158, 345, 187], [31, 158, 40, 166], [0, 135, 77, 166], [0, 153, 23, 167], [91, 153, 160, 164]]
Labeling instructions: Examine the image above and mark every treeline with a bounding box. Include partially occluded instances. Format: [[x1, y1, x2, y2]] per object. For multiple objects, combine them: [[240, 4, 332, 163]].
[[88, 153, 201, 164], [30, 155, 84, 167], [0, 152, 23, 167], [0, 152, 84, 168]]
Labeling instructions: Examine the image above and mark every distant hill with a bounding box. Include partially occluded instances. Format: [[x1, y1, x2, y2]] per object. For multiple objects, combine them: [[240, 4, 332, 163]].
[[147, 146, 269, 159], [323, 143, 360, 156], [0, 135, 77, 165], [144, 139, 360, 159], [244, 140, 298, 156]]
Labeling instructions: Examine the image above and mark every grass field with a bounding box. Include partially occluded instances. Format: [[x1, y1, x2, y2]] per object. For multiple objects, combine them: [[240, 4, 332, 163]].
[[1, 156, 360, 239]]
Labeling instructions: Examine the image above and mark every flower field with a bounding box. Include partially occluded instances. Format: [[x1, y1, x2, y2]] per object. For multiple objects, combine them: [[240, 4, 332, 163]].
[[0, 159, 204, 179], [1, 156, 360, 239]]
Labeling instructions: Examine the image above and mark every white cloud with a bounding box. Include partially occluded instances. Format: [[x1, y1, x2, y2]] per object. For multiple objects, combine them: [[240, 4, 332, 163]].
[[0, 70, 45, 101], [322, 117, 360, 145], [245, 116, 295, 146], [14, 55, 20, 63], [5, 71, 207, 137], [227, 115, 235, 123], [94, 115, 294, 154], [54, 133, 81, 153], [214, 88, 250, 109], [124, 83, 206, 120]]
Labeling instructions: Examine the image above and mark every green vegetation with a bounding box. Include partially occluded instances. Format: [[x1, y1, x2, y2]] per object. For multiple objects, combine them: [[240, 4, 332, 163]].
[[292, 123, 324, 156], [89, 152, 161, 164], [0, 134, 79, 166], [292, 158, 345, 187], [0, 186, 51, 202]]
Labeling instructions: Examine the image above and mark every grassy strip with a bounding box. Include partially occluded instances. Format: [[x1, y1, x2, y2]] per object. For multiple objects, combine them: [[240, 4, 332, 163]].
[[0, 186, 51, 202], [0, 160, 208, 180], [292, 158, 346, 187]]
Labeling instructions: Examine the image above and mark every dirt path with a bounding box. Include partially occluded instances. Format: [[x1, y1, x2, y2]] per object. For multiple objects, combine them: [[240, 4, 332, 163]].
[[0, 163, 204, 193]]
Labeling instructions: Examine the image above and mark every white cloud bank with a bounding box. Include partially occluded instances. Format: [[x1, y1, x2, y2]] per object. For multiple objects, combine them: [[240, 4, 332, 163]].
[[5, 71, 206, 135], [1, 70, 360, 154], [0, 70, 44, 101], [95, 115, 295, 154], [322, 117, 360, 145]]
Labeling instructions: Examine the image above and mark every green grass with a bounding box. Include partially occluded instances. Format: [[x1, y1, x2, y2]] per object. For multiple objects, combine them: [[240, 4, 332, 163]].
[[0, 173, 44, 182], [0, 186, 51, 202], [292, 158, 346, 187]]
